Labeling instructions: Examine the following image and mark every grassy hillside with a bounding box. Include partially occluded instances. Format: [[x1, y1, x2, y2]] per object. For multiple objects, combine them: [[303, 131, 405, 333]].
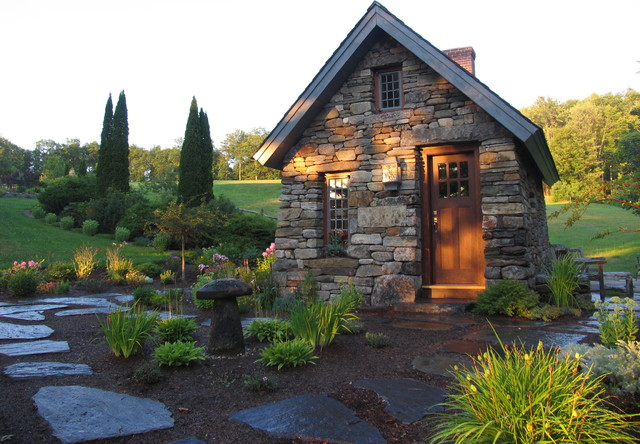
[[547, 202, 639, 273], [214, 180, 281, 218]]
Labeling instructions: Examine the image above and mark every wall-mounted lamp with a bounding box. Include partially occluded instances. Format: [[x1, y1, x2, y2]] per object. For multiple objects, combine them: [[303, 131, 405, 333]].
[[382, 162, 401, 190]]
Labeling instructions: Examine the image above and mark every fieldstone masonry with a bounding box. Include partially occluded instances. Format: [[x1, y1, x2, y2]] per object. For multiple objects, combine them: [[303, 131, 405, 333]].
[[272, 36, 553, 305]]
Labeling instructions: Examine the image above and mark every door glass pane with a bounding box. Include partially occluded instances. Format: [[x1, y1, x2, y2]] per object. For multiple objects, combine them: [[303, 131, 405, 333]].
[[460, 180, 469, 197], [460, 161, 468, 178], [449, 162, 458, 179], [438, 163, 447, 180], [439, 182, 448, 198], [449, 181, 459, 197]]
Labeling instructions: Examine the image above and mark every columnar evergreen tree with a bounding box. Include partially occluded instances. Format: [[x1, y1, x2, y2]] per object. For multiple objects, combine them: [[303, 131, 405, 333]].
[[178, 97, 213, 205], [111, 91, 130, 192], [96, 94, 113, 195]]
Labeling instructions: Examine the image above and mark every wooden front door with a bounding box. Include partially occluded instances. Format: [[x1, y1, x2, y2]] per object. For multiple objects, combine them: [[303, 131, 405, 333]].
[[422, 147, 484, 298]]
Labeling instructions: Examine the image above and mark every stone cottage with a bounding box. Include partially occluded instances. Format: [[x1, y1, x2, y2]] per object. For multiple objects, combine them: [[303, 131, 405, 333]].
[[253, 2, 560, 305]]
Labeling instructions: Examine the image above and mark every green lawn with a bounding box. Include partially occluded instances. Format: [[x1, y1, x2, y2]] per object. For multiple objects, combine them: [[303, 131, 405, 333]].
[[0, 198, 167, 269], [214, 180, 281, 218], [547, 202, 639, 273]]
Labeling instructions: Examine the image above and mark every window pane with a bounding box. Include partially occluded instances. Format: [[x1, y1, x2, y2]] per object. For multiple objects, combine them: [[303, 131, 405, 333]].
[[449, 162, 458, 179], [460, 180, 469, 197], [439, 182, 448, 198], [449, 181, 459, 197], [438, 163, 447, 180], [460, 161, 469, 178]]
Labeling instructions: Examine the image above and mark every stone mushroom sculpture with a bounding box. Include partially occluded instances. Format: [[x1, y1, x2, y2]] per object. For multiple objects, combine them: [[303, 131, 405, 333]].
[[196, 278, 252, 356]]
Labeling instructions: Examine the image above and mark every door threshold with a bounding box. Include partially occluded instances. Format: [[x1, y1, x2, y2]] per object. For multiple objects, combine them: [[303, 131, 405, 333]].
[[422, 284, 485, 299]]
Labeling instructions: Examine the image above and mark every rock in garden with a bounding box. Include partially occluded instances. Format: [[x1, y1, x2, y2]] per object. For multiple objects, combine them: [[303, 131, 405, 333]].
[[32, 385, 174, 443], [0, 340, 70, 356], [4, 362, 93, 378], [0, 321, 54, 340]]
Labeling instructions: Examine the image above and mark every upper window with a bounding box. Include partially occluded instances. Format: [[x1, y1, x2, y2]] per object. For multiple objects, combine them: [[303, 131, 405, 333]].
[[376, 68, 402, 111]]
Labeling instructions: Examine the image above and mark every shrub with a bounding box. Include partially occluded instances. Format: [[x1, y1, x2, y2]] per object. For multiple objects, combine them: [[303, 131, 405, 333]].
[[117, 201, 155, 238], [244, 319, 292, 343], [31, 205, 46, 219], [154, 317, 199, 343], [59, 216, 74, 230], [153, 341, 205, 367], [473, 279, 540, 317], [55, 281, 71, 294], [216, 212, 276, 258], [98, 305, 158, 358], [522, 304, 564, 321], [135, 262, 164, 278], [365, 332, 390, 348], [37, 282, 59, 294], [595, 297, 638, 347], [159, 270, 175, 285], [82, 219, 99, 236], [272, 296, 305, 316], [243, 374, 278, 393], [544, 254, 581, 307], [7, 261, 43, 297], [133, 286, 158, 305], [72, 244, 99, 279], [428, 337, 638, 444], [125, 269, 147, 287], [73, 278, 108, 293], [105, 243, 133, 283], [45, 261, 76, 282], [114, 226, 131, 242], [134, 363, 163, 385], [153, 233, 171, 251], [38, 174, 96, 214], [341, 319, 364, 335], [44, 213, 57, 225], [563, 341, 640, 396], [84, 191, 130, 234], [257, 339, 318, 370]]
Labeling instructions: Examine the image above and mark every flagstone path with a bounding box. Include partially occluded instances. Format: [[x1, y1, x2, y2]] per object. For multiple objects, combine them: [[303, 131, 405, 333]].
[[0, 281, 637, 443]]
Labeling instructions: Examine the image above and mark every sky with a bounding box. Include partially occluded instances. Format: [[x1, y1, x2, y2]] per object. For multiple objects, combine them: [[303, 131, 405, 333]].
[[1, 0, 639, 151]]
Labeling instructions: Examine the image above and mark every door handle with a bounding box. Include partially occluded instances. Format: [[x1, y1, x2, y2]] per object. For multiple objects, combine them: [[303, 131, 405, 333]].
[[432, 210, 438, 232]]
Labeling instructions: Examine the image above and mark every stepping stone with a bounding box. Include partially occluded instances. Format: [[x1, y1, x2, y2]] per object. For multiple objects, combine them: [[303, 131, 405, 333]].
[[0, 321, 54, 339], [114, 295, 135, 304], [33, 385, 174, 443], [0, 339, 69, 356], [0, 304, 68, 317], [55, 306, 128, 317], [464, 327, 587, 348], [353, 378, 446, 424], [34, 297, 121, 308], [2, 311, 46, 321], [4, 362, 93, 378], [413, 353, 473, 377], [546, 323, 600, 334], [230, 393, 385, 444]]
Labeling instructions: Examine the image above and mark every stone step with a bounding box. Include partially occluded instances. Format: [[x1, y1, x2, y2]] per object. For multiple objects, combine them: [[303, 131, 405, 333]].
[[391, 299, 474, 315]]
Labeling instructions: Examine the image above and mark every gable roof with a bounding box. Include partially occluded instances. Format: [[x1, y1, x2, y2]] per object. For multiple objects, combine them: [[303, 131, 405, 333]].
[[253, 1, 559, 185]]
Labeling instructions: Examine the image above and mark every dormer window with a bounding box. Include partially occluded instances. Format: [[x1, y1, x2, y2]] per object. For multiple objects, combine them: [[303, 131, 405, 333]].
[[376, 68, 402, 111]]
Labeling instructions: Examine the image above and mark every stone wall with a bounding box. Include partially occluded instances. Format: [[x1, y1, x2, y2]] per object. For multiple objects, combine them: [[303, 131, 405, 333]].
[[272, 36, 553, 305]]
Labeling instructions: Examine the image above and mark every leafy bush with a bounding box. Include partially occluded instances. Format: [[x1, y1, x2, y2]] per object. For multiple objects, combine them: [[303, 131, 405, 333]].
[[473, 279, 540, 317], [38, 174, 96, 213], [72, 244, 99, 279], [243, 374, 278, 393], [153, 233, 171, 251], [595, 297, 638, 347], [154, 317, 199, 343], [117, 201, 156, 238], [82, 219, 99, 236], [159, 270, 175, 285], [365, 332, 390, 348], [244, 319, 292, 343], [37, 282, 59, 294], [133, 286, 158, 305], [125, 269, 147, 287], [55, 281, 71, 294], [216, 212, 276, 258], [105, 243, 133, 282], [563, 341, 640, 396], [522, 304, 564, 321], [114, 226, 131, 242], [59, 216, 74, 230], [44, 213, 57, 225], [134, 363, 163, 385], [84, 191, 135, 234], [46, 261, 77, 282], [31, 205, 46, 219], [341, 319, 364, 335], [98, 305, 158, 358], [257, 339, 318, 370], [7, 263, 43, 297], [544, 254, 581, 307], [428, 337, 638, 443], [153, 341, 205, 367], [272, 296, 305, 316], [135, 262, 164, 278]]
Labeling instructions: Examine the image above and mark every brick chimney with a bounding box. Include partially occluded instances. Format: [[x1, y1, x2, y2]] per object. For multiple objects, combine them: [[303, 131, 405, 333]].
[[443, 47, 476, 76]]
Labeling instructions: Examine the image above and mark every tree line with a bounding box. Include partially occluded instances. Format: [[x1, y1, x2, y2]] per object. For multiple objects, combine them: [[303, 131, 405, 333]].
[[521, 89, 640, 203]]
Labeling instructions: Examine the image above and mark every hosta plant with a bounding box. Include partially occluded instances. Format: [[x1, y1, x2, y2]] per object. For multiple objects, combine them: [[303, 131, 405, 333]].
[[257, 339, 318, 370], [153, 341, 205, 367], [244, 319, 292, 343], [428, 336, 638, 443], [154, 317, 199, 343]]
